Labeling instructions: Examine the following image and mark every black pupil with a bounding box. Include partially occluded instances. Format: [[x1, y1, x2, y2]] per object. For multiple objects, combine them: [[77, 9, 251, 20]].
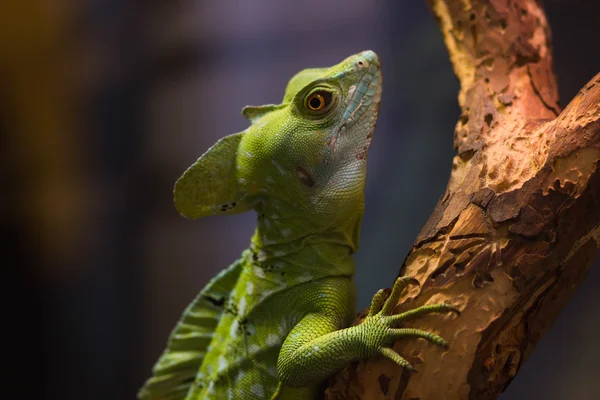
[[309, 96, 322, 109]]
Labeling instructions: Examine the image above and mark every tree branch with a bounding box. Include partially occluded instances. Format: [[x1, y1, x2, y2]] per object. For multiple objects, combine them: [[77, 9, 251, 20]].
[[325, 0, 600, 398]]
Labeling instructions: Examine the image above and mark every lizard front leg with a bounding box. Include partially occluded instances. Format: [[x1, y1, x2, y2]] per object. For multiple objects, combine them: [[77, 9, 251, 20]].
[[276, 277, 459, 388]]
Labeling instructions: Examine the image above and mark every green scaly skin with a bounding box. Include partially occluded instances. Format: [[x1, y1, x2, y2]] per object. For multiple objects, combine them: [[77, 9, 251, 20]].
[[139, 51, 458, 400]]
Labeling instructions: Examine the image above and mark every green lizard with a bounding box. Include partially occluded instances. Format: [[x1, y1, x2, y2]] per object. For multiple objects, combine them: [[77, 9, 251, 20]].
[[139, 50, 458, 400]]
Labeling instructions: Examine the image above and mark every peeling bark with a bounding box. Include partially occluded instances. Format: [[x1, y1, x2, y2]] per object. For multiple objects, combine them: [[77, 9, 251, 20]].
[[325, 1, 600, 399]]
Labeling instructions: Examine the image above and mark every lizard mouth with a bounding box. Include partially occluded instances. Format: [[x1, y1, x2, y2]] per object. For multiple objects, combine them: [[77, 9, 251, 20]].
[[343, 65, 382, 123], [340, 62, 383, 160]]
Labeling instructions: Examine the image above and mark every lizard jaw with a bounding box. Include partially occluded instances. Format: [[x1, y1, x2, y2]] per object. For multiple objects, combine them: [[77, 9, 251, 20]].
[[357, 70, 383, 160], [339, 52, 383, 160]]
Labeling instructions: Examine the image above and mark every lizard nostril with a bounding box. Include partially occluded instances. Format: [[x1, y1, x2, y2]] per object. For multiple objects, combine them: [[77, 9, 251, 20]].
[[361, 51, 380, 67]]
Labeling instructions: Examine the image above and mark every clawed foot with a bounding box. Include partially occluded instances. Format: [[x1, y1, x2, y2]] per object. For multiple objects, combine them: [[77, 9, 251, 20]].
[[362, 276, 460, 371]]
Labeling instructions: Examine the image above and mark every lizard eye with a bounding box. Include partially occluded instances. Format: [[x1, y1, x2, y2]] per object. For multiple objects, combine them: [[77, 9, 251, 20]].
[[305, 91, 332, 112]]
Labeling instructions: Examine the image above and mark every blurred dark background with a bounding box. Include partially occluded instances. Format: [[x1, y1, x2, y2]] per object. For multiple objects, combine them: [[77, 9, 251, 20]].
[[4, 0, 599, 399]]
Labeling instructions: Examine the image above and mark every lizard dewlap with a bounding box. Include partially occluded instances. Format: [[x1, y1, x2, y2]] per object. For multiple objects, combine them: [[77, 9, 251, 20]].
[[139, 50, 457, 400]]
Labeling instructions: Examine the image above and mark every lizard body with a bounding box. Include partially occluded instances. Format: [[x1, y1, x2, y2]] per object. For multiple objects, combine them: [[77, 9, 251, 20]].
[[139, 51, 457, 400]]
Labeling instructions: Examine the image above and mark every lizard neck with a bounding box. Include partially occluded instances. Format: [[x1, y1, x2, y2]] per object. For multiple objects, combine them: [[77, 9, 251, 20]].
[[247, 201, 363, 278]]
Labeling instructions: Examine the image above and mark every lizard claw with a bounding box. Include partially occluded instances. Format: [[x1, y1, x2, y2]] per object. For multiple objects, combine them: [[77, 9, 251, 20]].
[[368, 288, 388, 317], [363, 275, 460, 371], [379, 347, 414, 370], [379, 276, 419, 315]]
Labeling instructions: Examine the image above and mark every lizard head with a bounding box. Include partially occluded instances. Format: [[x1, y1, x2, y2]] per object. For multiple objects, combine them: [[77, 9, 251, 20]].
[[175, 51, 382, 241]]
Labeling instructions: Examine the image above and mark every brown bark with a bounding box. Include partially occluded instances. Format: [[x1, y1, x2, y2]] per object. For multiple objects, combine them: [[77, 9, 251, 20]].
[[325, 1, 600, 399]]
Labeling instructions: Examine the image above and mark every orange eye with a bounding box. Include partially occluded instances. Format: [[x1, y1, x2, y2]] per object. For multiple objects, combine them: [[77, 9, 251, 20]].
[[306, 91, 332, 112]]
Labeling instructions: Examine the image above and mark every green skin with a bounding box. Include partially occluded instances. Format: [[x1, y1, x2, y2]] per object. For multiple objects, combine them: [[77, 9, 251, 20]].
[[139, 51, 457, 400]]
